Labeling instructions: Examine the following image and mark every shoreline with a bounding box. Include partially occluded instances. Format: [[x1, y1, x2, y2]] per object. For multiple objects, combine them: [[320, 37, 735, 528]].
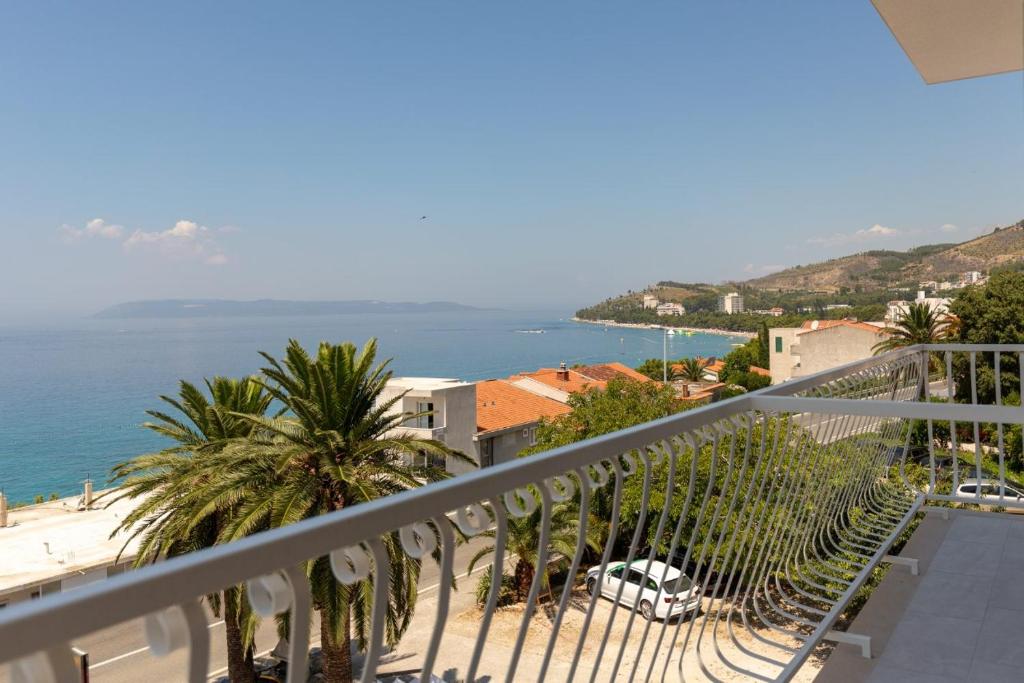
[[571, 317, 756, 340]]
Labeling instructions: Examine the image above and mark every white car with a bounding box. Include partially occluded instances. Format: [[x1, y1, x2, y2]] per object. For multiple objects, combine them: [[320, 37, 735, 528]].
[[956, 478, 1024, 503], [585, 559, 701, 620]]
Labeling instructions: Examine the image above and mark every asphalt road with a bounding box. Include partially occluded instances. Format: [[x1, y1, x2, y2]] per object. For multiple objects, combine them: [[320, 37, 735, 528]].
[[0, 536, 493, 683]]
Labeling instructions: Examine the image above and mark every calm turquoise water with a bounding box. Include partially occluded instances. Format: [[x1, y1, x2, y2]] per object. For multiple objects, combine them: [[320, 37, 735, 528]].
[[0, 311, 738, 502]]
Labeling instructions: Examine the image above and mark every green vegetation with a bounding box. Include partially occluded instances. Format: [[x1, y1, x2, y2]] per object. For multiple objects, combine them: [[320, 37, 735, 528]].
[[109, 376, 275, 683], [951, 271, 1024, 404], [872, 301, 952, 355], [110, 339, 463, 683], [577, 291, 887, 333], [467, 499, 601, 604], [523, 378, 681, 455], [717, 325, 771, 391]]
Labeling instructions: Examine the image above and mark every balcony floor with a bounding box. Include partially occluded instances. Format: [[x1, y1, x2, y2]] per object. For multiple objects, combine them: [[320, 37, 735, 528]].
[[817, 508, 1024, 683]]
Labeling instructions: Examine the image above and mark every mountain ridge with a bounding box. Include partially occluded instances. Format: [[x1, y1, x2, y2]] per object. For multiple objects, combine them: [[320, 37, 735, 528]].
[[742, 219, 1024, 292]]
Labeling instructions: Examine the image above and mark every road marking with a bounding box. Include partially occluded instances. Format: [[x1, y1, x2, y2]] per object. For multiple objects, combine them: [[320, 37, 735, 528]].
[[418, 561, 492, 594], [87, 559, 493, 672], [89, 620, 226, 669], [206, 639, 321, 680]]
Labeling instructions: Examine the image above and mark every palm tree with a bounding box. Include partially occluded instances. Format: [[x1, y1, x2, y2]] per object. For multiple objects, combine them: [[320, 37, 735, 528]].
[[873, 302, 951, 354], [201, 339, 467, 683], [673, 357, 709, 383], [108, 377, 274, 683], [467, 497, 601, 603]]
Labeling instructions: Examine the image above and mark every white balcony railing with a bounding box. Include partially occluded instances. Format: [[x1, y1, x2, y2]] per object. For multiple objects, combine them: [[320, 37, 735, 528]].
[[2, 344, 1023, 682]]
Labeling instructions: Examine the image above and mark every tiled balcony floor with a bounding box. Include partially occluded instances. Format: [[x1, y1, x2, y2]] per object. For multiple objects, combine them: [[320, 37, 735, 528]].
[[817, 509, 1024, 682]]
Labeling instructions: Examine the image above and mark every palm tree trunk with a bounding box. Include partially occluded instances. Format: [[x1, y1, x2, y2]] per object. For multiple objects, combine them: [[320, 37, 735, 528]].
[[320, 608, 353, 683], [224, 587, 256, 683], [514, 559, 534, 602]]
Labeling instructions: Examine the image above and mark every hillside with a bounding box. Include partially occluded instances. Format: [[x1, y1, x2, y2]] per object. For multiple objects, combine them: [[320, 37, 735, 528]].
[[745, 220, 1024, 293], [576, 218, 1024, 332]]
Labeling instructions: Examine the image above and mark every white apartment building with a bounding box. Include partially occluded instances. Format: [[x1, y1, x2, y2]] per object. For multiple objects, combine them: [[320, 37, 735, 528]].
[[643, 294, 659, 309], [769, 320, 888, 384], [962, 271, 983, 285], [718, 292, 744, 314], [656, 302, 685, 316], [379, 377, 479, 474], [886, 291, 952, 323]]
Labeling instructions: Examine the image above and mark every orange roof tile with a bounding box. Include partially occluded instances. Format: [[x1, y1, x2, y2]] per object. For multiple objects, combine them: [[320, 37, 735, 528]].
[[749, 365, 770, 377], [507, 367, 604, 395], [476, 380, 571, 434], [576, 362, 652, 383]]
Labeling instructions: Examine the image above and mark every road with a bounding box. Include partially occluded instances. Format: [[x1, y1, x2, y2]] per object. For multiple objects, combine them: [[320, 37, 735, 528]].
[[0, 536, 493, 683]]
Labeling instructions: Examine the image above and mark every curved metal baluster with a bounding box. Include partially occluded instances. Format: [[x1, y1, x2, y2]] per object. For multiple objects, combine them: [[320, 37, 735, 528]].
[[9, 645, 78, 683], [589, 448, 654, 683], [142, 601, 210, 683], [505, 483, 552, 683], [419, 519, 454, 683], [538, 469, 588, 681], [466, 497, 507, 683], [568, 458, 624, 681], [354, 540, 388, 683], [182, 601, 211, 683]]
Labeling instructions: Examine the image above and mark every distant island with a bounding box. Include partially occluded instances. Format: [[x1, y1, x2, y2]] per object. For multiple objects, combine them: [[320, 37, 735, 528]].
[[94, 299, 483, 319]]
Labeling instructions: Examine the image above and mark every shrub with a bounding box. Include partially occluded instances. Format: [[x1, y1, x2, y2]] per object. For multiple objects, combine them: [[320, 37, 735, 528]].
[[475, 570, 518, 607]]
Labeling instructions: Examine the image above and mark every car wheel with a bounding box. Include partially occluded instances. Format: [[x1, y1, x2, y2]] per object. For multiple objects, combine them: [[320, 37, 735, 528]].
[[586, 577, 597, 595], [640, 600, 655, 621]]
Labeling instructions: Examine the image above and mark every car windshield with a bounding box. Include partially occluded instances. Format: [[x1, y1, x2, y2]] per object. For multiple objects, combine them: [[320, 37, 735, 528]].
[[661, 574, 694, 594]]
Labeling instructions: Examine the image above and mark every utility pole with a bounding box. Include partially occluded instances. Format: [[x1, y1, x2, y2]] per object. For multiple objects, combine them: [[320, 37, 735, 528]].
[[663, 328, 668, 383]]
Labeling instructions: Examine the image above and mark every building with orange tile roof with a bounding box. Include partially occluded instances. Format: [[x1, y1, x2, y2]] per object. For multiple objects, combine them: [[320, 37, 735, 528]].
[[508, 365, 603, 403], [475, 379, 571, 466], [575, 362, 653, 384]]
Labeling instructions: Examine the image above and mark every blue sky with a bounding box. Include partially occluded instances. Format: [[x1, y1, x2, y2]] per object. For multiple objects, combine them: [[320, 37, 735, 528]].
[[0, 2, 1021, 317]]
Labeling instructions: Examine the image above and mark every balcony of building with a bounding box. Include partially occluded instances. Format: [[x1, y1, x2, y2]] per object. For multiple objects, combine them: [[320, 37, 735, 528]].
[[2, 345, 1024, 682]]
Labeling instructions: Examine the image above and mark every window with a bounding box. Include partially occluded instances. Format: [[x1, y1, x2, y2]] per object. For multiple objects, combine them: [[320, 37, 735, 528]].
[[775, 336, 783, 353], [960, 485, 976, 494], [415, 401, 434, 429], [480, 438, 493, 468], [608, 565, 624, 579], [625, 570, 644, 585], [528, 427, 538, 446]]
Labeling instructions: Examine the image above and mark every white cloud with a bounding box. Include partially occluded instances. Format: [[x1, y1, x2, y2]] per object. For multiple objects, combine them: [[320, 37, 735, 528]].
[[58, 218, 124, 243], [940, 223, 958, 233], [124, 220, 227, 265], [59, 218, 229, 265], [807, 223, 899, 247]]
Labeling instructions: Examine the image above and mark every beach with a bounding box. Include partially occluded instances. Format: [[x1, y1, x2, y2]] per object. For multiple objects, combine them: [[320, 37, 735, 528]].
[[571, 316, 756, 339]]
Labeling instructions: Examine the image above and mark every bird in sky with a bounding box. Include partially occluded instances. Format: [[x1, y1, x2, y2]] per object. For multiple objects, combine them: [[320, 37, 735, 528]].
[[420, 215, 428, 220]]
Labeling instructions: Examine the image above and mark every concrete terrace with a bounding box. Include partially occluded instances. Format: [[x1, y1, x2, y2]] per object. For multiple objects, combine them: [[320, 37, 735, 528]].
[[818, 508, 1024, 682], [0, 490, 139, 603]]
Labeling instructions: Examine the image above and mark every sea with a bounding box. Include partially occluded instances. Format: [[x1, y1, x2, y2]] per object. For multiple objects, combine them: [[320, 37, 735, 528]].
[[0, 310, 739, 503]]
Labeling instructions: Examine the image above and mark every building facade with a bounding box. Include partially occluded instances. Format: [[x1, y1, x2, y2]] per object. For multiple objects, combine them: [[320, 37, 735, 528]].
[[656, 302, 685, 316], [769, 320, 888, 384], [718, 292, 744, 314], [474, 380, 570, 467], [379, 377, 479, 474]]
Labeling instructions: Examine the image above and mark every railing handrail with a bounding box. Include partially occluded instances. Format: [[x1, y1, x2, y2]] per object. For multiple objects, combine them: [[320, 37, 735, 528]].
[[1, 342, 1018, 678], [0, 344, 940, 663]]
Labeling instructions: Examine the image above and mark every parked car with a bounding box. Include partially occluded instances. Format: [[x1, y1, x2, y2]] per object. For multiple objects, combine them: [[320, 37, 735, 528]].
[[585, 559, 701, 620], [955, 478, 1024, 503]]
